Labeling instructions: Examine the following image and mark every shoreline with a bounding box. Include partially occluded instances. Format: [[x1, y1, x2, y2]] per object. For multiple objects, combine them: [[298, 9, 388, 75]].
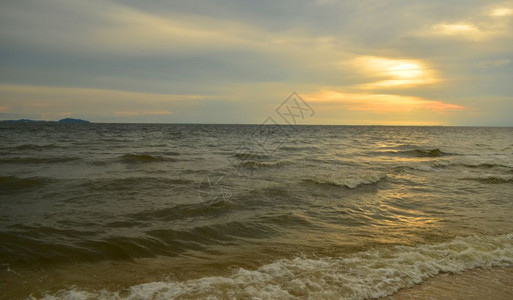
[[2, 251, 513, 299], [384, 266, 513, 300]]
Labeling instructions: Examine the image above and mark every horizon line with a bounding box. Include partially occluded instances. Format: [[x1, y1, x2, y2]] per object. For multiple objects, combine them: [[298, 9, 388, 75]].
[[1, 119, 511, 127]]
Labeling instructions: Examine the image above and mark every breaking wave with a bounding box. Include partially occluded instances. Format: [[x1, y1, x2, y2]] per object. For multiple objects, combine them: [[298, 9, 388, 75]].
[[41, 233, 513, 300]]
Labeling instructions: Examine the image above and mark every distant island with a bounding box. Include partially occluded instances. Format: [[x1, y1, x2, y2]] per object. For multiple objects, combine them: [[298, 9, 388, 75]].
[[0, 118, 90, 124], [57, 118, 90, 124]]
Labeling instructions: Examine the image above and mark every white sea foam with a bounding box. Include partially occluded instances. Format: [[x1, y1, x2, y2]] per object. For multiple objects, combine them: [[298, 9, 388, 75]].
[[41, 233, 513, 300]]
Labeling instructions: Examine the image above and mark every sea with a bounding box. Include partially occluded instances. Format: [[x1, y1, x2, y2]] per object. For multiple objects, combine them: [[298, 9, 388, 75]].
[[0, 123, 512, 299]]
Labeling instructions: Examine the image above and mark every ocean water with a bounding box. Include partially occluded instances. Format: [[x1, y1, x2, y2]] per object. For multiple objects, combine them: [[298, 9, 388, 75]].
[[0, 124, 512, 299]]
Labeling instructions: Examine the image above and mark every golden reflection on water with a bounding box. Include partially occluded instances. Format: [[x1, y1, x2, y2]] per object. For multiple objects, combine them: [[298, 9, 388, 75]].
[[356, 183, 443, 245]]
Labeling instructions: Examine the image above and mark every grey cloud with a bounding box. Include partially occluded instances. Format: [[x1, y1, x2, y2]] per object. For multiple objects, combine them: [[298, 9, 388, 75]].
[[0, 0, 512, 125]]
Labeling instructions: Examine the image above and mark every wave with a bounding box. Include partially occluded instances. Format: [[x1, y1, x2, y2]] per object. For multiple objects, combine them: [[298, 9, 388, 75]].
[[280, 145, 320, 152], [82, 177, 194, 191], [11, 144, 59, 150], [395, 160, 513, 173], [394, 163, 436, 172], [460, 163, 501, 168], [240, 160, 288, 169], [0, 157, 79, 164], [458, 162, 513, 169], [129, 200, 235, 223], [394, 160, 451, 172], [233, 152, 270, 160], [261, 211, 317, 228], [0, 231, 181, 266], [304, 173, 386, 189], [0, 176, 51, 192], [378, 148, 454, 158], [41, 233, 513, 299], [118, 154, 177, 163], [162, 151, 181, 156], [2, 219, 276, 267], [402, 148, 454, 157], [463, 175, 513, 184]]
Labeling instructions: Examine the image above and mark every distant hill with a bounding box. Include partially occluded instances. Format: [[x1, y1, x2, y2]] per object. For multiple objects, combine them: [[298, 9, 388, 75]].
[[0, 118, 90, 124], [57, 118, 90, 124]]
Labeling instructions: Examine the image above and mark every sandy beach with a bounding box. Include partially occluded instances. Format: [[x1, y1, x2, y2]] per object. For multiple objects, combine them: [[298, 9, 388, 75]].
[[385, 267, 513, 300]]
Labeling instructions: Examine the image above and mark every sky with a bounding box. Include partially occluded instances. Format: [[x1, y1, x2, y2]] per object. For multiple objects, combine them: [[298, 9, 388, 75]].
[[0, 0, 512, 125]]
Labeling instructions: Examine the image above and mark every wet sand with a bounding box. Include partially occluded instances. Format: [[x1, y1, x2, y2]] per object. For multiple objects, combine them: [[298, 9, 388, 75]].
[[384, 267, 513, 300]]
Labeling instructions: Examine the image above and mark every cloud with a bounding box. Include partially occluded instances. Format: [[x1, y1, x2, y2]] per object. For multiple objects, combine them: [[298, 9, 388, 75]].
[[305, 90, 465, 113], [473, 59, 512, 68], [114, 110, 172, 117], [489, 7, 513, 17], [0, 84, 200, 121], [0, 0, 267, 56], [351, 56, 439, 89], [1, 0, 343, 58], [430, 22, 486, 40], [0, 0, 512, 125], [91, 5, 265, 54]]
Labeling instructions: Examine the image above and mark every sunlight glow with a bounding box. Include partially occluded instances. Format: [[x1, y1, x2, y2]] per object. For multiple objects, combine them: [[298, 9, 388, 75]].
[[354, 56, 438, 89], [431, 22, 485, 40], [490, 8, 513, 17], [305, 90, 464, 113]]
